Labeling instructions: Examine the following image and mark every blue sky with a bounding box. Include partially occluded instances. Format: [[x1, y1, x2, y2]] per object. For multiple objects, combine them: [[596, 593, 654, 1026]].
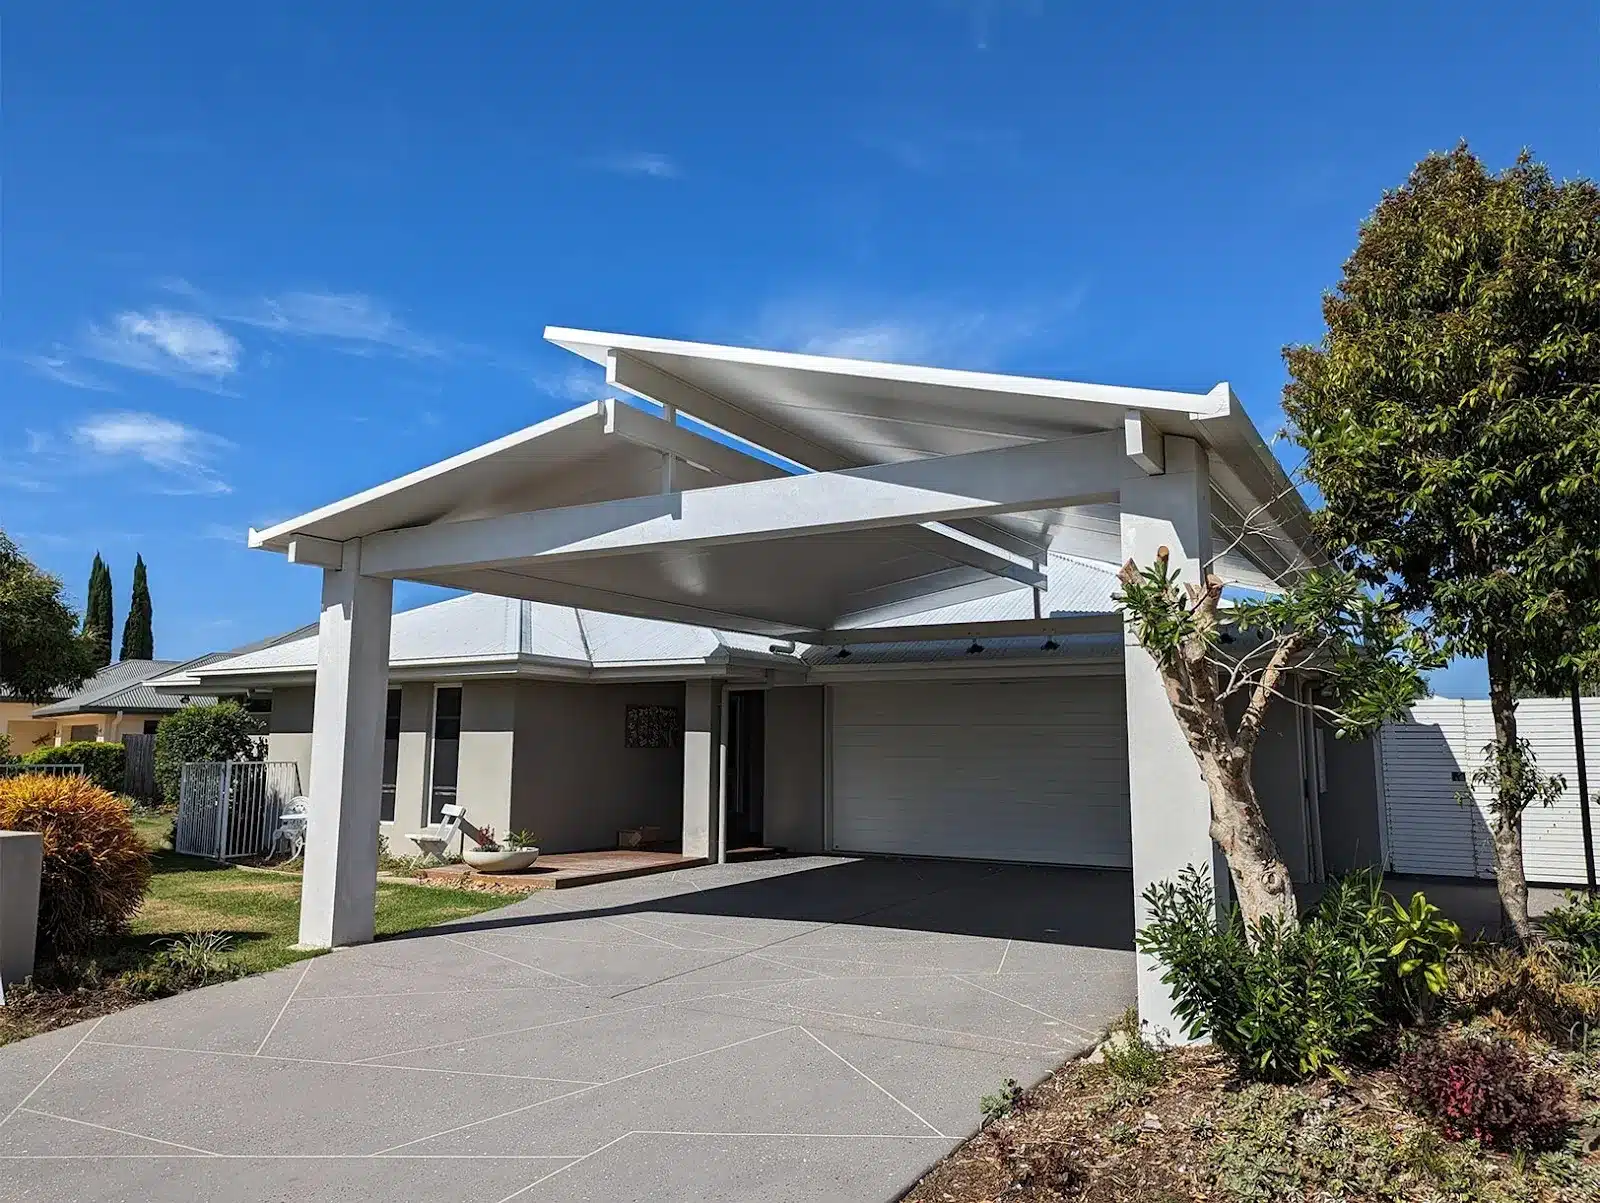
[[4, 2, 1594, 696]]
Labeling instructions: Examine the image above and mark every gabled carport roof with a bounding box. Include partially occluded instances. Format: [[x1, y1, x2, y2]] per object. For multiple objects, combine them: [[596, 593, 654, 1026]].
[[247, 330, 1317, 643], [548, 328, 1316, 586]]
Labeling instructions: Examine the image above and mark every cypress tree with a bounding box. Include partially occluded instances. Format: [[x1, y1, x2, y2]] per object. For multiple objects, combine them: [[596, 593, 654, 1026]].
[[120, 554, 154, 661], [82, 553, 113, 669]]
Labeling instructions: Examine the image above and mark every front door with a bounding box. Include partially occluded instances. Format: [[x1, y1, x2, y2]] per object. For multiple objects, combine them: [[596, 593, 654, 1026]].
[[726, 691, 765, 848]]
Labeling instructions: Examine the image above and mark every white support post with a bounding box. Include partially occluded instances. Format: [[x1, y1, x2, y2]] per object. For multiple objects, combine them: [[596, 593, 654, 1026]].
[[1120, 436, 1226, 1041], [298, 538, 393, 949], [681, 680, 724, 862]]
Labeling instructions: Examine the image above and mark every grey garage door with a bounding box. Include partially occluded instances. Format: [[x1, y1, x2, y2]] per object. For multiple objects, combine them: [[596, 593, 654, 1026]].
[[828, 676, 1132, 867]]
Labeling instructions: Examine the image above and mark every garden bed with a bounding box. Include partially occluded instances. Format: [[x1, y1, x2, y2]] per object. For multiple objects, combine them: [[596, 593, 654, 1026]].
[[903, 1015, 1600, 1203]]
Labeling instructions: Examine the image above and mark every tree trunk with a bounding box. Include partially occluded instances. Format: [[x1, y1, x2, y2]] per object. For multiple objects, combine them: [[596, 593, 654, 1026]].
[[1486, 642, 1534, 943], [1198, 749, 1299, 931]]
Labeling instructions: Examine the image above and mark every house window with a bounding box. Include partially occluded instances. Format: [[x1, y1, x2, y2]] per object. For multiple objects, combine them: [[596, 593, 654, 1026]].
[[428, 686, 462, 824], [624, 704, 681, 749], [380, 689, 402, 822], [143, 719, 161, 735], [68, 724, 98, 743]]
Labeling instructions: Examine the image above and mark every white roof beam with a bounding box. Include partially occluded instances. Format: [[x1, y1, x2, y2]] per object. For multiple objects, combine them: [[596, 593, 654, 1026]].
[[1124, 409, 1166, 475], [358, 430, 1127, 579], [606, 398, 1040, 586], [608, 350, 851, 472], [444, 568, 811, 639], [600, 397, 788, 484]]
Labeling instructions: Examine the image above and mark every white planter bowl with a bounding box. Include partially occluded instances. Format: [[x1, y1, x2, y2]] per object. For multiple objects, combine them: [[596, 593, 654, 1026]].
[[461, 847, 540, 874]]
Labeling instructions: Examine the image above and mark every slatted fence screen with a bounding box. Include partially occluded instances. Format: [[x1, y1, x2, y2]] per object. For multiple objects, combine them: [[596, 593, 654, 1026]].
[[121, 733, 158, 801], [1381, 697, 1599, 883]]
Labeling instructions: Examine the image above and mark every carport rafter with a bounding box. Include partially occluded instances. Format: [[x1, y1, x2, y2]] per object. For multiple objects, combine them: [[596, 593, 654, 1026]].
[[355, 430, 1128, 580]]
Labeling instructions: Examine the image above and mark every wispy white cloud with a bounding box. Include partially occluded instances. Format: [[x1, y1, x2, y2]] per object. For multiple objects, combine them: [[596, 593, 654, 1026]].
[[748, 289, 1086, 371], [81, 309, 242, 387], [226, 290, 441, 357], [858, 123, 1023, 175], [22, 353, 116, 392], [598, 151, 682, 179], [70, 411, 233, 495], [532, 364, 607, 404], [197, 522, 246, 543]]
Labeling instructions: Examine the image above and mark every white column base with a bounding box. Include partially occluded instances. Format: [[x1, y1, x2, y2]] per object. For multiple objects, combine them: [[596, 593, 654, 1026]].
[[298, 540, 393, 949], [1121, 438, 1222, 1043]]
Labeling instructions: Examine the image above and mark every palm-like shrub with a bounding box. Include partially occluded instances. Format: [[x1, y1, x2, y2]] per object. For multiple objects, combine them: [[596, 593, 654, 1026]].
[[0, 773, 151, 953]]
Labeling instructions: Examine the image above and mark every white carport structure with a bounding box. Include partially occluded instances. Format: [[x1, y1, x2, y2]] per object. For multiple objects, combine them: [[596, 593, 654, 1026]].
[[249, 330, 1314, 1032]]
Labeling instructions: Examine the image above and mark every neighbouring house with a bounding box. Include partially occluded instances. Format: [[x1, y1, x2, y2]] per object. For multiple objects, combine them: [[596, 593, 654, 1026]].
[[2, 660, 219, 752], [212, 326, 1395, 1030]]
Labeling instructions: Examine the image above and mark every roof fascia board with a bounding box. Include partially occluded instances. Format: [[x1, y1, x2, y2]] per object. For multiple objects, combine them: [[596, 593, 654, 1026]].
[[249, 402, 610, 552], [805, 658, 1122, 684], [551, 327, 1226, 423], [802, 613, 1122, 646]]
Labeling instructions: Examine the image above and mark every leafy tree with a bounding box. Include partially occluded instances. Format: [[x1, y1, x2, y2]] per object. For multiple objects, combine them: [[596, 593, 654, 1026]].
[[153, 702, 263, 803], [1118, 551, 1438, 929], [0, 531, 96, 702], [83, 552, 113, 669], [120, 553, 155, 661], [1283, 145, 1600, 940]]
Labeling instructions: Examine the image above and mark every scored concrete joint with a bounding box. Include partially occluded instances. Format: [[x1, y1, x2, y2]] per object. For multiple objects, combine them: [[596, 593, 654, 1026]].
[[0, 830, 43, 997]]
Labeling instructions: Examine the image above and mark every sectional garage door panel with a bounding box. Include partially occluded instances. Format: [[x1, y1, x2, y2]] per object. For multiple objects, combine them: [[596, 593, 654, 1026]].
[[829, 677, 1131, 867]]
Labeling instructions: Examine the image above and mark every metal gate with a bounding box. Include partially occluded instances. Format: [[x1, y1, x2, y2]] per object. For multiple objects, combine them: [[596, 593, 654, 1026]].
[[175, 761, 303, 861]]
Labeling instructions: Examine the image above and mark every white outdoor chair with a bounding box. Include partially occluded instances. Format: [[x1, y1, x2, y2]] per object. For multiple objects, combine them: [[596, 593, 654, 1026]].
[[407, 803, 470, 861], [272, 796, 311, 860]]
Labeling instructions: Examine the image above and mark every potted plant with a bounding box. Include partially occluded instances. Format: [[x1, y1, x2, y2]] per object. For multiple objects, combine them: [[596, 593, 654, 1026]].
[[461, 826, 540, 873]]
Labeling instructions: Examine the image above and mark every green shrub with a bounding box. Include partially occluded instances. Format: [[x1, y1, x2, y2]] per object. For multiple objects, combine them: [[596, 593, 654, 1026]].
[[21, 740, 125, 792], [122, 932, 240, 998], [1138, 868, 1390, 1081], [980, 1078, 1025, 1125], [0, 773, 150, 953], [1097, 1007, 1168, 1097], [1383, 888, 1463, 1023], [1542, 889, 1600, 985], [153, 702, 262, 803]]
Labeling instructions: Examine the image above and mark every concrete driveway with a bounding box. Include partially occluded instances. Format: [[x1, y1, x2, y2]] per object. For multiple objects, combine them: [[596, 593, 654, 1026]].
[[0, 856, 1135, 1203]]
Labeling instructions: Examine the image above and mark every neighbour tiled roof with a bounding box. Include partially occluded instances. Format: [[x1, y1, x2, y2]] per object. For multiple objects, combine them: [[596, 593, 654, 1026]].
[[32, 660, 219, 717]]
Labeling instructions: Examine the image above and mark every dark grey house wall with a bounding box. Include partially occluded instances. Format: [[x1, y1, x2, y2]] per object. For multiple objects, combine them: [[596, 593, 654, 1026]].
[[763, 685, 825, 854], [1318, 723, 1385, 876], [512, 680, 684, 853]]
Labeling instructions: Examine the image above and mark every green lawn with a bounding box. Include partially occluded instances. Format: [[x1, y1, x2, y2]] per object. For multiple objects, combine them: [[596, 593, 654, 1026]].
[[0, 808, 510, 1044], [131, 850, 506, 977]]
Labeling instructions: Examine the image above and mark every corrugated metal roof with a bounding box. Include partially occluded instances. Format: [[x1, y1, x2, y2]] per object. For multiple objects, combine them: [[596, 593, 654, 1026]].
[[802, 553, 1120, 666], [33, 660, 218, 716], [179, 556, 1123, 685]]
